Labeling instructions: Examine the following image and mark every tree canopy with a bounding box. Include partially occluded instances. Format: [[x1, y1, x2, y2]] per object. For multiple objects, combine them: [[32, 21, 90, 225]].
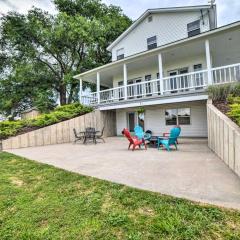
[[0, 0, 132, 117]]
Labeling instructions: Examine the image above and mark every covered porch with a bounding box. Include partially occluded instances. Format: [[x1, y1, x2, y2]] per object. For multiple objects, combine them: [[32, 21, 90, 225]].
[[75, 23, 240, 106]]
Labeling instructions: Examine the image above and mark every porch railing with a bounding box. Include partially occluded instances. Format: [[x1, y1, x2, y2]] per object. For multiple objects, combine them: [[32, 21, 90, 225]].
[[211, 63, 240, 84], [99, 86, 125, 103], [82, 63, 240, 105], [163, 70, 208, 93]]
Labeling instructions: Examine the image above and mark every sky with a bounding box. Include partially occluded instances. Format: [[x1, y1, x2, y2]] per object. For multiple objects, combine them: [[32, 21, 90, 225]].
[[0, 0, 240, 26]]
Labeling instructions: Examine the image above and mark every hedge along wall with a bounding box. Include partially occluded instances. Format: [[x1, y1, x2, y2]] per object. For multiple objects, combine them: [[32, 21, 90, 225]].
[[2, 110, 116, 150], [207, 100, 240, 178]]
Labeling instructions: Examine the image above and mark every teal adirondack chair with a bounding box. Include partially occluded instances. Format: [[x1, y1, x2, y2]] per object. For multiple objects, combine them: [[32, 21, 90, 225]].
[[134, 125, 152, 141], [134, 125, 144, 140], [157, 127, 181, 151]]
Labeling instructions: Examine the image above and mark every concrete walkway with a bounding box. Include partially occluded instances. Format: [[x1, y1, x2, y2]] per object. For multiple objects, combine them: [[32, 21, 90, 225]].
[[7, 137, 240, 210]]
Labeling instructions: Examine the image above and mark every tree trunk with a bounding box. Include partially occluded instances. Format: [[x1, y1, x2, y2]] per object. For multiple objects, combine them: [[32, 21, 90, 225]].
[[67, 82, 78, 104], [59, 85, 67, 105]]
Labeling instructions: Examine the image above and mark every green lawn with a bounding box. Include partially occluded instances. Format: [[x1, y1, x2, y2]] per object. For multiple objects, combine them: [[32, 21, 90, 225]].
[[0, 152, 239, 240]]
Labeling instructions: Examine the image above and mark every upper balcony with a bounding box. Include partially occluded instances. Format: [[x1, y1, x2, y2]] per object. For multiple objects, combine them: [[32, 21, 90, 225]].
[[81, 63, 240, 108], [74, 21, 240, 110]]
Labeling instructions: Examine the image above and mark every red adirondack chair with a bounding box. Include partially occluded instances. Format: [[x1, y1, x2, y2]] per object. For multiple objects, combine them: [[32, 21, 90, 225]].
[[122, 128, 147, 151]]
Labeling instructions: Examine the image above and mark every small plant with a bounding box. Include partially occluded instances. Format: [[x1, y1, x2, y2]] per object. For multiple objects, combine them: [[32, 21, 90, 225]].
[[136, 107, 145, 114], [227, 96, 240, 126]]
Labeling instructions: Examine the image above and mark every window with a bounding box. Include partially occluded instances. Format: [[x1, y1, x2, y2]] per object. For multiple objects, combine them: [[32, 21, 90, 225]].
[[178, 108, 191, 125], [147, 36, 157, 50], [165, 109, 178, 125], [194, 64, 203, 88], [148, 16, 153, 22], [116, 48, 124, 60], [187, 20, 200, 37], [118, 81, 124, 100], [145, 75, 152, 96], [193, 64, 202, 71], [165, 108, 191, 125]]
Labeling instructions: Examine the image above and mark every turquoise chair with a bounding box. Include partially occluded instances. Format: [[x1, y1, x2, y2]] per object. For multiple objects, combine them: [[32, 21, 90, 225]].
[[157, 127, 181, 151], [134, 125, 152, 141], [134, 125, 144, 140]]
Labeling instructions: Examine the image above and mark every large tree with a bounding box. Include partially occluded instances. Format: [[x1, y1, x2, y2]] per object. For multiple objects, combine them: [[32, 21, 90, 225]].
[[0, 0, 131, 117]]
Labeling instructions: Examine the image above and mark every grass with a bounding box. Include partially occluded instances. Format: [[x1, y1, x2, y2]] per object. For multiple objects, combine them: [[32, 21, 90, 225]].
[[0, 152, 240, 240]]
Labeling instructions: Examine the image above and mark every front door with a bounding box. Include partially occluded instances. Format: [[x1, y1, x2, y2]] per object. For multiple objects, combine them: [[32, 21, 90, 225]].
[[127, 112, 135, 132]]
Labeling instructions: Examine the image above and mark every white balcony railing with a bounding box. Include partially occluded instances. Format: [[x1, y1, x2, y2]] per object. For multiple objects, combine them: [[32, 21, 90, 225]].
[[81, 63, 240, 105], [212, 63, 240, 84], [163, 70, 208, 93]]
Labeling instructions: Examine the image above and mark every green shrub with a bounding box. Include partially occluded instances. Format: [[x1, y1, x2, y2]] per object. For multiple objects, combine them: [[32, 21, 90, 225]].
[[0, 121, 26, 139], [228, 101, 240, 126], [0, 103, 93, 140], [208, 83, 240, 101], [227, 95, 240, 104]]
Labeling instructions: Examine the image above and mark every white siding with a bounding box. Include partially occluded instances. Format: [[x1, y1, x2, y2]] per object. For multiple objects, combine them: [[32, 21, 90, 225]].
[[116, 101, 207, 137], [112, 11, 210, 61]]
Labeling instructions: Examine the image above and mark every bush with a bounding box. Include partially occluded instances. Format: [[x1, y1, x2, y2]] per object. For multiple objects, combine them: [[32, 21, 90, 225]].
[[0, 121, 25, 139], [0, 103, 93, 140], [227, 96, 240, 126], [208, 83, 240, 101]]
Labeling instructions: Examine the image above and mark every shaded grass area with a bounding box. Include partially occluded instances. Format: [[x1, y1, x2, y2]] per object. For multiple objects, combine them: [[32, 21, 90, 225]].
[[0, 152, 240, 240]]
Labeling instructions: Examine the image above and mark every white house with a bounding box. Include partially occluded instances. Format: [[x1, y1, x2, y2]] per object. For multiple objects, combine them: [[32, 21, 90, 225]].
[[74, 4, 240, 137]]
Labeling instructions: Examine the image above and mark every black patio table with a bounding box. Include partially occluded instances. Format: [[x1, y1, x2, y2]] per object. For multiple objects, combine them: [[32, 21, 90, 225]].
[[149, 136, 158, 148], [149, 135, 167, 148], [79, 128, 100, 144]]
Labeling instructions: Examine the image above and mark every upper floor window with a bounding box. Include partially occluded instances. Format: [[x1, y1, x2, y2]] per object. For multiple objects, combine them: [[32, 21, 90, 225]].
[[116, 48, 124, 60], [147, 36, 157, 50], [187, 20, 200, 37]]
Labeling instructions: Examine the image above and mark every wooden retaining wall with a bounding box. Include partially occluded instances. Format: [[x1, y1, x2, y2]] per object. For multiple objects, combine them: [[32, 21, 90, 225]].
[[2, 110, 116, 150], [207, 100, 240, 177]]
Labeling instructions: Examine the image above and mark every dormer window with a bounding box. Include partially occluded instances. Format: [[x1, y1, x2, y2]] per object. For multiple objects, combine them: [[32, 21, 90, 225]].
[[187, 20, 200, 37], [147, 36, 157, 50], [116, 48, 124, 60]]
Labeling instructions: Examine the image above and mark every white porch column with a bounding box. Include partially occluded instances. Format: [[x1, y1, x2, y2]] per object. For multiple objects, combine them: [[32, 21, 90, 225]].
[[79, 78, 83, 103], [123, 63, 128, 100], [97, 72, 100, 104], [158, 53, 164, 95], [205, 39, 213, 85]]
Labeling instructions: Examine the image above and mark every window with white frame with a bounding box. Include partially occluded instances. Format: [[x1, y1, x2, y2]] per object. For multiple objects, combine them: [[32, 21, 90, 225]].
[[147, 36, 157, 50], [116, 48, 124, 60], [165, 108, 191, 125], [187, 20, 200, 37]]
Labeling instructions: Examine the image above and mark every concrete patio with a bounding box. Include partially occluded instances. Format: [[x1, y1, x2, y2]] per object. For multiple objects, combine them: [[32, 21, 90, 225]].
[[7, 137, 240, 210]]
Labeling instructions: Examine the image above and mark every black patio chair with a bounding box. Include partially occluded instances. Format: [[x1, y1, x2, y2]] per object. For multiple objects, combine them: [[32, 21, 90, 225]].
[[96, 126, 105, 143], [73, 128, 84, 143]]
